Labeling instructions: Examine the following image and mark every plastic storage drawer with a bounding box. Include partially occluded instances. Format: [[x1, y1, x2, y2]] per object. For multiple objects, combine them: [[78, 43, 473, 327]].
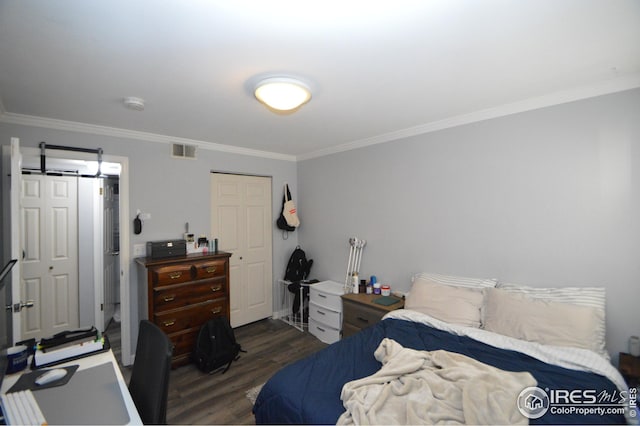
[[309, 318, 341, 344], [309, 301, 341, 330]]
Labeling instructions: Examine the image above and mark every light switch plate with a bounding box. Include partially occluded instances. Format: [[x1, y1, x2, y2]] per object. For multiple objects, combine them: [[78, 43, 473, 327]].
[[133, 244, 146, 257]]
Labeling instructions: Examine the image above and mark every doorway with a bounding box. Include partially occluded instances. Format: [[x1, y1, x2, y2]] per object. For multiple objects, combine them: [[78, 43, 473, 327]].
[[78, 175, 120, 332], [5, 139, 133, 365]]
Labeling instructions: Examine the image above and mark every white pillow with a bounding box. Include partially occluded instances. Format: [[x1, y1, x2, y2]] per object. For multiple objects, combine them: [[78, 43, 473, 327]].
[[496, 283, 607, 358], [483, 288, 605, 355], [412, 272, 498, 289], [405, 277, 484, 328]]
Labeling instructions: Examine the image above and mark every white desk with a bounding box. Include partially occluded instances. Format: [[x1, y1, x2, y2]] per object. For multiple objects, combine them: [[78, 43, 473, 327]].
[[1, 349, 142, 425]]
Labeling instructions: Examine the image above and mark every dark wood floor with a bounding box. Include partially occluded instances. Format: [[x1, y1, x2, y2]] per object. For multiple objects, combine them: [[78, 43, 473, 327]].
[[108, 319, 327, 424]]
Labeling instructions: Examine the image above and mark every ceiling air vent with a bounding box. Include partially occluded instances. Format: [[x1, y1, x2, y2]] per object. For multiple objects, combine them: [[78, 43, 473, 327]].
[[172, 143, 196, 159]]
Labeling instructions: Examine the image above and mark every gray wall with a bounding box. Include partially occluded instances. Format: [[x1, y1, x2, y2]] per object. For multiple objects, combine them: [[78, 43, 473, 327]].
[[298, 88, 640, 361], [2, 88, 638, 361], [0, 124, 299, 356]]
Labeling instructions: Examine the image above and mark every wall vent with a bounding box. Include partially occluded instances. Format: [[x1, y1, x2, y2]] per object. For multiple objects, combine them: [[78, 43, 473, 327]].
[[172, 143, 196, 159]]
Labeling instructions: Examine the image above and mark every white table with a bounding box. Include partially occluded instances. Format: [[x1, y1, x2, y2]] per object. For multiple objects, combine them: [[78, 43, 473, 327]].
[[1, 349, 142, 425]]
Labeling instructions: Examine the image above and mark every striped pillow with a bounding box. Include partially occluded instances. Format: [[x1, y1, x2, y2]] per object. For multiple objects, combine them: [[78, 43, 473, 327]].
[[483, 288, 605, 354], [412, 272, 498, 289], [496, 283, 607, 359], [496, 283, 605, 311]]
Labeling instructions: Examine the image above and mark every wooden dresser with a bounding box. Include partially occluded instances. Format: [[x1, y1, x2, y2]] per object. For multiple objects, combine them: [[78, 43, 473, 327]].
[[136, 251, 232, 367], [341, 293, 404, 339]]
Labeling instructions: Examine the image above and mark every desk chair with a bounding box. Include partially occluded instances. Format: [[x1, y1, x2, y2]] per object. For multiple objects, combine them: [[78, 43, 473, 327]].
[[129, 320, 173, 424]]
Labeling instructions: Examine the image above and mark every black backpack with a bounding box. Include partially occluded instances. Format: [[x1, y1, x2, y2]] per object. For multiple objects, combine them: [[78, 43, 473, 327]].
[[193, 317, 243, 374], [284, 246, 315, 317], [284, 245, 313, 282]]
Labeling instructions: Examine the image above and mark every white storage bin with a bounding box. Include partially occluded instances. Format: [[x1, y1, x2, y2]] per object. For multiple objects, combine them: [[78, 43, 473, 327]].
[[309, 318, 341, 344], [309, 301, 341, 330]]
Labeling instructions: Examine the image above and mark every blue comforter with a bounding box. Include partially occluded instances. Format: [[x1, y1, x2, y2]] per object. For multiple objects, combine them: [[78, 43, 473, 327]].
[[253, 318, 626, 425]]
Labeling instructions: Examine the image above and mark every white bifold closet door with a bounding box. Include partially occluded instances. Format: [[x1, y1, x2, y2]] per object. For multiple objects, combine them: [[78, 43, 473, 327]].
[[211, 173, 272, 328]]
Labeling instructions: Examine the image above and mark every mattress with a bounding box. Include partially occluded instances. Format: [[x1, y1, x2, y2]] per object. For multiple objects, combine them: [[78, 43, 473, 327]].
[[253, 310, 629, 425]]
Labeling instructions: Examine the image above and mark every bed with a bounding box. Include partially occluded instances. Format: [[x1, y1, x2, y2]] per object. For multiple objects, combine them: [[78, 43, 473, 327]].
[[253, 273, 632, 425]]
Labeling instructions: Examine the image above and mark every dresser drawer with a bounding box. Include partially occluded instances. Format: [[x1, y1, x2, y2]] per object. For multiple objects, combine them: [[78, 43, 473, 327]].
[[193, 259, 227, 280], [309, 302, 341, 329], [153, 278, 227, 312], [309, 318, 341, 344], [167, 328, 200, 359], [154, 300, 227, 333], [343, 301, 385, 330], [151, 264, 194, 286]]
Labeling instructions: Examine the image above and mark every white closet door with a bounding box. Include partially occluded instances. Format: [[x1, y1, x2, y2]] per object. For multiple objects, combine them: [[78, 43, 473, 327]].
[[21, 174, 79, 340], [211, 173, 272, 327]]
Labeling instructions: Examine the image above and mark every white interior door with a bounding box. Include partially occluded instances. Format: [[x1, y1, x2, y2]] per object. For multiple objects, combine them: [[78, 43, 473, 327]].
[[20, 174, 79, 341], [211, 173, 272, 327]]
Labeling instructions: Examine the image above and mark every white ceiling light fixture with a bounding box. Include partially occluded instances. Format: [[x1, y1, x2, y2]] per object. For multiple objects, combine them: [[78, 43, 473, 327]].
[[254, 77, 311, 111], [123, 96, 145, 111]]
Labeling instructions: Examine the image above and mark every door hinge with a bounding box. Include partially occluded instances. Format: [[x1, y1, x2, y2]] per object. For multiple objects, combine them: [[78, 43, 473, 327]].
[[99, 187, 103, 196]]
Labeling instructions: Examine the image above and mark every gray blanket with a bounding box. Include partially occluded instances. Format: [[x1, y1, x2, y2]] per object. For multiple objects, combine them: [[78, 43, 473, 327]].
[[337, 338, 536, 425]]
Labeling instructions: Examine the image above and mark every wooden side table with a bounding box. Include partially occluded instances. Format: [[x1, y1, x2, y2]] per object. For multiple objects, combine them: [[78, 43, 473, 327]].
[[341, 293, 404, 339], [619, 352, 640, 387]]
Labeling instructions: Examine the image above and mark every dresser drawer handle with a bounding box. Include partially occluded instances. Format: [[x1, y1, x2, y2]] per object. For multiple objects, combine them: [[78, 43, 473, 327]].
[[168, 272, 182, 279], [206, 266, 217, 274], [316, 310, 326, 315], [356, 316, 370, 324], [163, 320, 176, 327], [163, 295, 175, 302], [211, 307, 222, 315], [317, 326, 326, 332], [318, 294, 327, 298], [210, 285, 222, 292]]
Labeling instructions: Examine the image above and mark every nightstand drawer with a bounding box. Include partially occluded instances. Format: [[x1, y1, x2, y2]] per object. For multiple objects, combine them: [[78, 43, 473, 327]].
[[343, 302, 384, 329], [342, 322, 360, 339], [309, 302, 341, 329]]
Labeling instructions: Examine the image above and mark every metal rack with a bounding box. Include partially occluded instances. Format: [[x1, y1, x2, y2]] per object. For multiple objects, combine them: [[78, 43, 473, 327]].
[[277, 279, 312, 332]]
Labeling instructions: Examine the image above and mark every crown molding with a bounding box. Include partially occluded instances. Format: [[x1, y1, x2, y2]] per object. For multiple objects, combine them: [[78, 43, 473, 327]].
[[0, 112, 297, 162], [2, 74, 638, 163], [296, 74, 640, 161]]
